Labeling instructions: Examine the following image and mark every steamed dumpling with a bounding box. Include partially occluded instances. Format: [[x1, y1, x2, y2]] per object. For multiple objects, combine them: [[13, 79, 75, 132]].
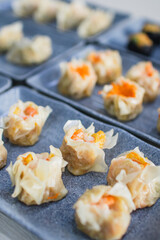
[[56, 0, 91, 30], [74, 183, 135, 240], [7, 35, 53, 65], [7, 145, 68, 205], [0, 129, 7, 169], [58, 59, 97, 99], [100, 76, 145, 121], [33, 0, 61, 23], [60, 120, 118, 175], [126, 61, 160, 102], [12, 0, 40, 17], [87, 49, 122, 84], [0, 22, 23, 53], [4, 100, 52, 146], [78, 10, 114, 38], [157, 108, 160, 133], [107, 147, 160, 209]]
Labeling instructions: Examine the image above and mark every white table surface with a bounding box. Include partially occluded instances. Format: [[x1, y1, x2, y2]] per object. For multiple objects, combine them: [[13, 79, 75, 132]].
[[87, 0, 160, 22]]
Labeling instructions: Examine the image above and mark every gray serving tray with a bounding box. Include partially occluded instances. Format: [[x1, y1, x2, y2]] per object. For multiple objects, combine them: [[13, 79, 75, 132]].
[[0, 75, 11, 93], [0, 86, 160, 240], [27, 43, 160, 147], [98, 17, 160, 64], [0, 10, 83, 81]]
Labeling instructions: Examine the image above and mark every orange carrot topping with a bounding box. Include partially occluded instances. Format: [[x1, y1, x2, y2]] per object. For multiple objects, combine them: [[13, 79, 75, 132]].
[[98, 90, 103, 95], [93, 195, 116, 208], [126, 151, 149, 168], [48, 193, 59, 200], [71, 128, 84, 141], [24, 106, 38, 117], [46, 153, 55, 161], [88, 53, 101, 63], [107, 80, 137, 98], [70, 64, 90, 79], [92, 130, 106, 148], [145, 62, 154, 77], [22, 154, 33, 165]]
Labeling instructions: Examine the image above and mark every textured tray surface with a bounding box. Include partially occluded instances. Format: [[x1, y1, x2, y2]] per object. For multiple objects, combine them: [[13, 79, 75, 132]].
[[0, 75, 11, 93], [27, 43, 160, 147], [0, 86, 160, 240]]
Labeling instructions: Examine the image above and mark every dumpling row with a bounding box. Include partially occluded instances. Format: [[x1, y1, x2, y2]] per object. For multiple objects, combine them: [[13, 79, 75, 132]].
[[0, 22, 52, 65], [12, 0, 114, 38], [58, 49, 160, 124], [74, 147, 160, 240]]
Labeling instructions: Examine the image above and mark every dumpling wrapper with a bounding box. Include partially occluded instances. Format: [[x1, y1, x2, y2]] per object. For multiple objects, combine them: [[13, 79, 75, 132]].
[[87, 49, 122, 84], [7, 35, 53, 65], [0, 21, 23, 53], [7, 145, 68, 205], [101, 76, 145, 121], [126, 61, 160, 102], [60, 120, 118, 175], [12, 0, 40, 17], [78, 10, 114, 38], [56, 1, 91, 31], [107, 147, 160, 209], [58, 59, 97, 99], [74, 183, 135, 240], [4, 100, 52, 146], [34, 0, 61, 23], [0, 129, 7, 169]]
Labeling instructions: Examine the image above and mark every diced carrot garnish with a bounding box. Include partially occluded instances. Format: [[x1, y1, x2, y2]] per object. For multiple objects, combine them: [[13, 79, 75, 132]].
[[98, 90, 103, 95], [107, 80, 137, 98], [126, 151, 149, 168], [48, 193, 59, 200], [88, 53, 101, 64], [93, 195, 116, 208], [22, 154, 33, 165], [145, 62, 154, 77], [92, 130, 106, 148], [24, 106, 38, 117], [13, 107, 21, 115], [71, 128, 84, 141], [46, 153, 55, 161], [70, 64, 90, 79]]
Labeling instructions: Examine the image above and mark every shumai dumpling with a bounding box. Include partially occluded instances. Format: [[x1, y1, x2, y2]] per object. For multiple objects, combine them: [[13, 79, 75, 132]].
[[0, 129, 7, 169], [7, 145, 68, 205], [87, 50, 122, 84], [12, 0, 40, 17], [126, 61, 160, 102], [157, 108, 160, 133], [34, 0, 61, 23], [0, 22, 23, 53], [100, 77, 145, 121], [58, 59, 97, 99], [56, 1, 90, 31], [78, 10, 114, 38], [7, 35, 52, 65], [74, 183, 135, 240], [60, 120, 118, 175], [107, 147, 160, 209], [4, 100, 52, 146]]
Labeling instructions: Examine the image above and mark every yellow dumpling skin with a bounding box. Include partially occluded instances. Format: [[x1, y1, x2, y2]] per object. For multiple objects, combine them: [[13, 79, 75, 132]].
[[7, 145, 68, 205], [107, 147, 160, 209], [4, 100, 52, 146], [60, 120, 118, 175], [74, 183, 135, 240], [0, 129, 7, 169]]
